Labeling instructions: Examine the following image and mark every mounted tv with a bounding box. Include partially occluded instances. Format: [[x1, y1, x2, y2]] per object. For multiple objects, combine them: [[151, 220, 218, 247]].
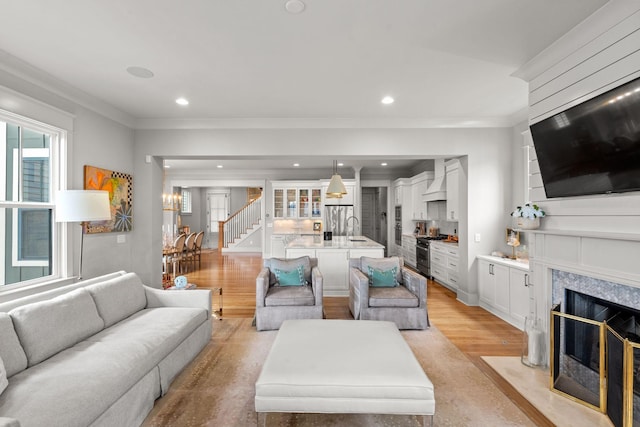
[[530, 76, 640, 198]]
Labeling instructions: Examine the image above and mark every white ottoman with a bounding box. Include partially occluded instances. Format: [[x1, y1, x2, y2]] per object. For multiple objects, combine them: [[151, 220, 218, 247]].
[[255, 319, 435, 425]]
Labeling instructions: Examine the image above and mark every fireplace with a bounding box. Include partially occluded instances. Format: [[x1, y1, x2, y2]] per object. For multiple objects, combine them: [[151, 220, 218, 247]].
[[551, 272, 640, 427]]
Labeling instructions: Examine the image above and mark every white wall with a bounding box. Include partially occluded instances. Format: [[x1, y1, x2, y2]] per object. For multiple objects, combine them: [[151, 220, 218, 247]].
[[73, 107, 134, 279], [0, 75, 135, 295], [514, 2, 640, 235], [133, 127, 514, 304]]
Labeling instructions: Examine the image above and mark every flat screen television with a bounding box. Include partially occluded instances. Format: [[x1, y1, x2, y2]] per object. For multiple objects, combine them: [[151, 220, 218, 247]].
[[530, 76, 640, 198]]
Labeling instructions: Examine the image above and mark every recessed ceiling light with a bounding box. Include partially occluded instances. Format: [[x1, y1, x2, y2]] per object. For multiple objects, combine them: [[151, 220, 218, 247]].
[[337, 162, 344, 167], [381, 96, 394, 105], [126, 66, 154, 78], [285, 0, 305, 14], [381, 162, 388, 166], [293, 163, 300, 167], [217, 165, 223, 169], [164, 165, 171, 168], [175, 97, 189, 106]]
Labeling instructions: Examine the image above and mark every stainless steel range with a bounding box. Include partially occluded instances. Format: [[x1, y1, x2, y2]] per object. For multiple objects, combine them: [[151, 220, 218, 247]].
[[416, 235, 446, 278]]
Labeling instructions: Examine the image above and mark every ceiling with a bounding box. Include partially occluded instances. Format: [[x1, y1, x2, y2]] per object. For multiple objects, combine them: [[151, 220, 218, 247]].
[[0, 0, 608, 175]]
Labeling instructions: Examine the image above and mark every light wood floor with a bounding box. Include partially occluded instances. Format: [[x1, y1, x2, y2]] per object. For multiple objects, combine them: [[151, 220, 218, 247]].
[[182, 250, 553, 426]]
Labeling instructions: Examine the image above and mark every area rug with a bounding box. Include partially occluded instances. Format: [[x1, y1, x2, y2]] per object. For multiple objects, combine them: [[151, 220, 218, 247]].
[[142, 319, 535, 426]]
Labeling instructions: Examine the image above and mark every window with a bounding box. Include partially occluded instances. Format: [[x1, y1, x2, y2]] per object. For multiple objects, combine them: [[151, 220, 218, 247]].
[[181, 188, 192, 214], [0, 113, 65, 288]]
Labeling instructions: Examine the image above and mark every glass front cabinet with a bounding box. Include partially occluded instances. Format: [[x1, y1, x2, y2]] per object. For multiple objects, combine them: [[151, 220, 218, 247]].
[[273, 185, 322, 219]]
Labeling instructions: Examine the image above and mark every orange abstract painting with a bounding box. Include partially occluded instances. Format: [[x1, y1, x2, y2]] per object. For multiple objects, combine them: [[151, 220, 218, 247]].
[[84, 165, 133, 233]]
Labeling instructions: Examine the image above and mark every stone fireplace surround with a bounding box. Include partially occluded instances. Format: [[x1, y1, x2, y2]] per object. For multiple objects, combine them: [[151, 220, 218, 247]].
[[527, 229, 640, 367]]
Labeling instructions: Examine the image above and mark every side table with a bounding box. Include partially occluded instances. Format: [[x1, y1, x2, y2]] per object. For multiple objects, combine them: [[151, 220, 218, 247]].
[[210, 286, 223, 320], [165, 284, 223, 320]]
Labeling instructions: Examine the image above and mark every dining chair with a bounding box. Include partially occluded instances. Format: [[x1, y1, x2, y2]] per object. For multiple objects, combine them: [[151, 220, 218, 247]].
[[168, 233, 186, 277], [193, 231, 205, 269], [183, 232, 197, 272]]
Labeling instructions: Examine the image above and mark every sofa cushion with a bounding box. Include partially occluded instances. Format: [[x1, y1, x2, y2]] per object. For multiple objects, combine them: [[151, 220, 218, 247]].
[[0, 356, 7, 396], [368, 285, 418, 308], [0, 306, 207, 427], [85, 272, 147, 327], [0, 313, 27, 378], [368, 266, 399, 287], [265, 285, 315, 307], [360, 257, 403, 284], [274, 265, 305, 286], [266, 257, 311, 285], [9, 288, 104, 366]]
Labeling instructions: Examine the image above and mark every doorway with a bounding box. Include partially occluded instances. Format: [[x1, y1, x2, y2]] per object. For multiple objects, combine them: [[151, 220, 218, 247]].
[[206, 191, 229, 248], [361, 187, 387, 249]]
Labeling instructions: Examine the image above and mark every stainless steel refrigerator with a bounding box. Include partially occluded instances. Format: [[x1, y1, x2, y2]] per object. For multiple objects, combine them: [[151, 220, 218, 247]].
[[324, 205, 354, 236]]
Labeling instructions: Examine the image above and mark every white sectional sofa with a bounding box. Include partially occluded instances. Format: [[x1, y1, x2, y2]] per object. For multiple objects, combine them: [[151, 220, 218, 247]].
[[0, 271, 212, 427]]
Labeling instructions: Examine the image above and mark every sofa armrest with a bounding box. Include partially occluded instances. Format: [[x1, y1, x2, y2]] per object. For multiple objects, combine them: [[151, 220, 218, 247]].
[[144, 286, 212, 319], [0, 417, 21, 427], [256, 268, 270, 308], [311, 266, 323, 306], [349, 267, 370, 310], [401, 267, 426, 308]]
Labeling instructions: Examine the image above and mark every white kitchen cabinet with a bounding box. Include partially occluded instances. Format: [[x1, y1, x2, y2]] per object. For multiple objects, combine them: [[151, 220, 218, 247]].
[[509, 268, 531, 327], [445, 160, 460, 221], [285, 243, 384, 296], [401, 234, 416, 268], [270, 235, 287, 258], [393, 178, 411, 208], [477, 255, 531, 330], [349, 248, 385, 260], [430, 242, 459, 292], [478, 261, 495, 305], [316, 249, 350, 294], [286, 248, 316, 259], [493, 263, 510, 315], [273, 182, 322, 219], [411, 172, 432, 220]]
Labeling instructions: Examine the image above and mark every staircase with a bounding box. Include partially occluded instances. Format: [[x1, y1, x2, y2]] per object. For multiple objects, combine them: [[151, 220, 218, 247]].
[[219, 195, 263, 253]]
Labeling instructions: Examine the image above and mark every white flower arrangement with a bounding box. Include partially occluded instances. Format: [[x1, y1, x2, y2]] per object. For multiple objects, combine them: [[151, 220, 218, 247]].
[[511, 203, 545, 219]]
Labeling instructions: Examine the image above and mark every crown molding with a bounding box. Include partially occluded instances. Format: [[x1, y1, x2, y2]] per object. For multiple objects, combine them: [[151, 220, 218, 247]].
[[134, 116, 516, 130], [0, 50, 136, 128]]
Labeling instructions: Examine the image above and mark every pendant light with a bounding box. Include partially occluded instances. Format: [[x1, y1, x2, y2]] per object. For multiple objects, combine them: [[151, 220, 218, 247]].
[[326, 160, 347, 198]]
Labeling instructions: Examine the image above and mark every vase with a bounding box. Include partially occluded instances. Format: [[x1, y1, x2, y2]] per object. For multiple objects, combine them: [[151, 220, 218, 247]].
[[516, 217, 540, 230], [522, 315, 544, 367]]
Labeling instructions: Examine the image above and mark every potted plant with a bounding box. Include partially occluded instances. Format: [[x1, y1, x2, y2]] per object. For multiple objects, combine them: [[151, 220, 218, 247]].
[[511, 203, 545, 230]]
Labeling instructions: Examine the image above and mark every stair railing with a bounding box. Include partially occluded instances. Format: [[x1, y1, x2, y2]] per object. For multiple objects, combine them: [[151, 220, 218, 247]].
[[218, 195, 262, 248]]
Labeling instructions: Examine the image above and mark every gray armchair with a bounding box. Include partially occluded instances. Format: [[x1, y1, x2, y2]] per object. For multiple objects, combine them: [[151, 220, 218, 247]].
[[255, 256, 323, 331], [349, 256, 429, 330]]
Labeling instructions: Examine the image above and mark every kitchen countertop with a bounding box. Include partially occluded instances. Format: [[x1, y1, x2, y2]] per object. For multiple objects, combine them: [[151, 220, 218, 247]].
[[477, 254, 530, 270], [286, 235, 385, 249]]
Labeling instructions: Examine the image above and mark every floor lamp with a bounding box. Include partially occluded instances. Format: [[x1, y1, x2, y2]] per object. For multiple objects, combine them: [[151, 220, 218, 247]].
[[56, 190, 111, 280]]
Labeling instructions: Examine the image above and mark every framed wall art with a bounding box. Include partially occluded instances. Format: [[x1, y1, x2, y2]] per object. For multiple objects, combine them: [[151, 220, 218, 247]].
[[84, 165, 133, 233]]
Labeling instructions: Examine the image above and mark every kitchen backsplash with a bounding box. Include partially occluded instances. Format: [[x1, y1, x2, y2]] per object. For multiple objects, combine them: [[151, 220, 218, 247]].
[[427, 220, 457, 236], [273, 219, 322, 234]]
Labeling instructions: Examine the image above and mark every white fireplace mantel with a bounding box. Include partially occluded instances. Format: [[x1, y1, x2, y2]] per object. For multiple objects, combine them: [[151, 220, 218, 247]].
[[525, 228, 640, 366]]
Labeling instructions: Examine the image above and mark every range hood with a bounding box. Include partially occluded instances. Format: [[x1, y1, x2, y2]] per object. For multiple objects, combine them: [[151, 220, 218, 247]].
[[422, 159, 447, 202]]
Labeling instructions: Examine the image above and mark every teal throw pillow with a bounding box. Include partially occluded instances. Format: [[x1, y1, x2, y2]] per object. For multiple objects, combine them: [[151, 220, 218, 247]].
[[368, 266, 398, 287], [274, 265, 305, 286]]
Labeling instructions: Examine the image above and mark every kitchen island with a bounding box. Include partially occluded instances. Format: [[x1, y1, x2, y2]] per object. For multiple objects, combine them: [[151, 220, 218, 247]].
[[285, 235, 385, 296]]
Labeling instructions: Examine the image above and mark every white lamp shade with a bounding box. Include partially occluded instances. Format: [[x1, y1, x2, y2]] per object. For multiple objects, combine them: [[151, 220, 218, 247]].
[[56, 190, 111, 223], [326, 173, 347, 198]]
